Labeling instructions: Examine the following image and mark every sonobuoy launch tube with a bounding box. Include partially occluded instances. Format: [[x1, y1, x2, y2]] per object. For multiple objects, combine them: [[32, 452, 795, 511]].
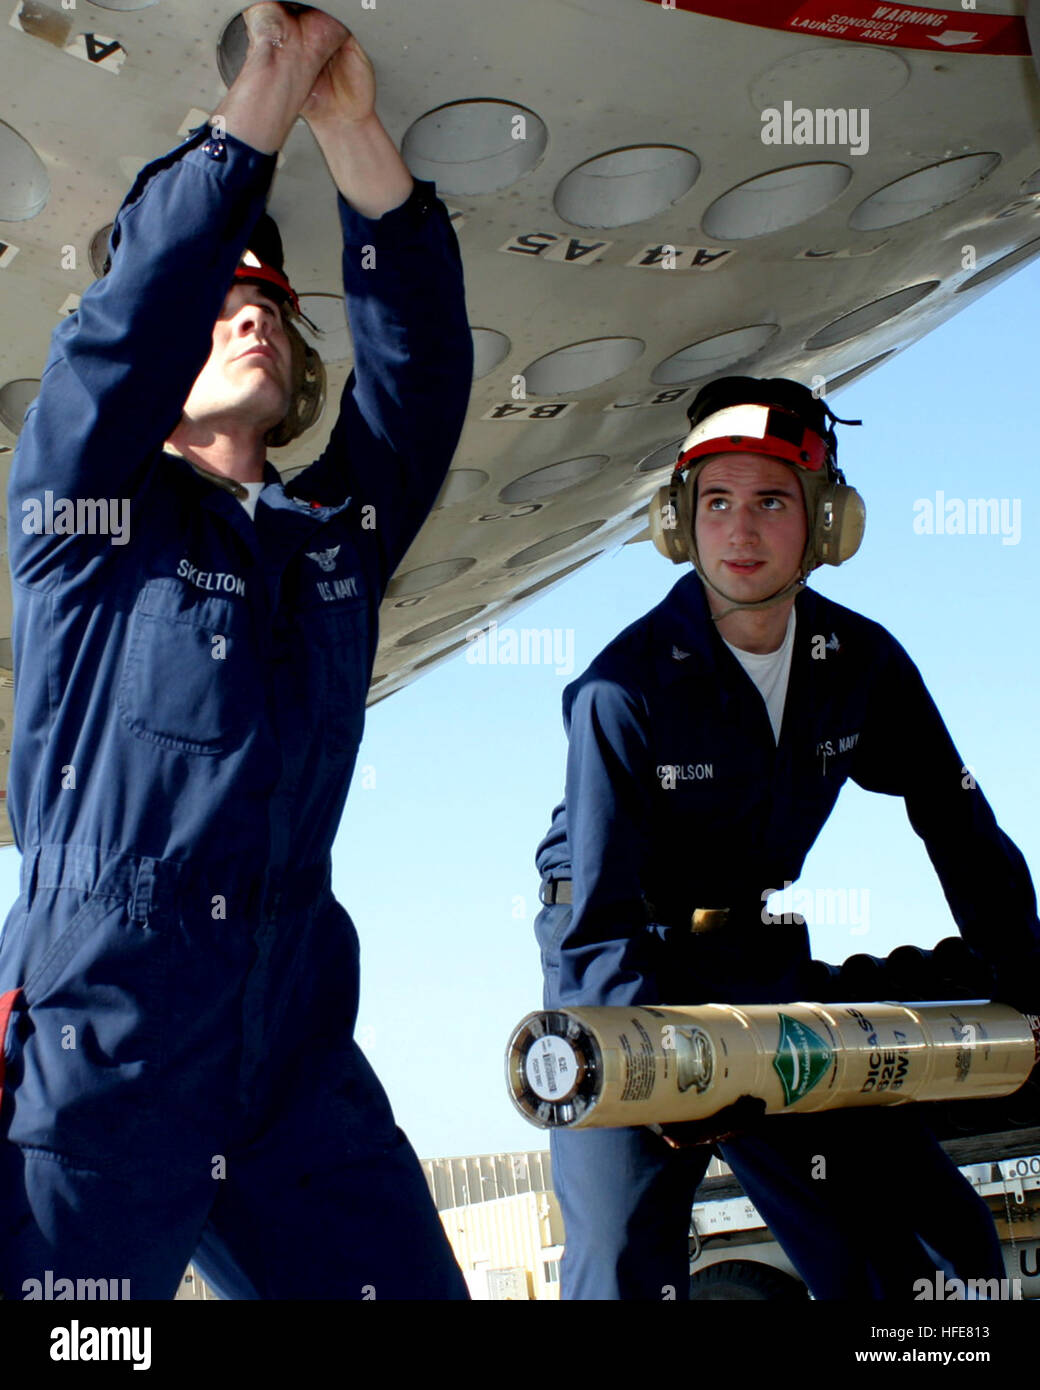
[[506, 1001, 1040, 1130]]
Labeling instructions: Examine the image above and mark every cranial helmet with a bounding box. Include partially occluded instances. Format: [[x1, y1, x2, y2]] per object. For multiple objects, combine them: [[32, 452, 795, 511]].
[[101, 210, 326, 448], [648, 376, 866, 616], [232, 213, 326, 448]]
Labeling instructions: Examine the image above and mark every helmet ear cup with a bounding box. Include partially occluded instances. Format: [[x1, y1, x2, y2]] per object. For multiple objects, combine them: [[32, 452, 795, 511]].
[[650, 475, 694, 563], [265, 322, 326, 448], [812, 483, 865, 566], [651, 459, 865, 571]]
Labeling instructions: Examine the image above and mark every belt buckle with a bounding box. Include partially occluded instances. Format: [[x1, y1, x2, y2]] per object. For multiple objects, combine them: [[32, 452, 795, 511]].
[[539, 878, 571, 907]]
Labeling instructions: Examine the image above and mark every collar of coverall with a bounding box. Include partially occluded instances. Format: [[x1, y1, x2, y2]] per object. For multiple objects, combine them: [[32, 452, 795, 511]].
[[666, 570, 812, 695], [182, 457, 280, 500], [186, 459, 248, 499]]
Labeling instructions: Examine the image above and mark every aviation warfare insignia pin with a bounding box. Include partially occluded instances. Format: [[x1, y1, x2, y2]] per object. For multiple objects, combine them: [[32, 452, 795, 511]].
[[306, 546, 340, 573]]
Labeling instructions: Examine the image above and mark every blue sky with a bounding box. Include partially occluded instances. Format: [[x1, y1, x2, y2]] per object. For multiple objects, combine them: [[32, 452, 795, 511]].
[[1, 255, 1037, 1162]]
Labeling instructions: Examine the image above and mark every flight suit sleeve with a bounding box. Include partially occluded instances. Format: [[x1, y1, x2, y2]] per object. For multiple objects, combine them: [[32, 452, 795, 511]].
[[7, 125, 277, 586], [556, 675, 664, 1007], [849, 635, 1040, 967], [288, 180, 471, 598]]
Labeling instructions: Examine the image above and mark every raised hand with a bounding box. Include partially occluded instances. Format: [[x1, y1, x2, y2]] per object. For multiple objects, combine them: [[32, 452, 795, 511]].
[[214, 4, 351, 154], [301, 31, 377, 129], [228, 4, 409, 217], [242, 2, 349, 84]]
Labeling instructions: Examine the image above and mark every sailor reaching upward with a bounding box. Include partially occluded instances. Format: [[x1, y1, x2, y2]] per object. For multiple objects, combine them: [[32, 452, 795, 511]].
[[0, 4, 471, 1300]]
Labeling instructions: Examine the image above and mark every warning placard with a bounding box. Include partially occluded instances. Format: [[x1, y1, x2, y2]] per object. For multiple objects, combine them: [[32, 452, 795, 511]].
[[651, 2, 1031, 57]]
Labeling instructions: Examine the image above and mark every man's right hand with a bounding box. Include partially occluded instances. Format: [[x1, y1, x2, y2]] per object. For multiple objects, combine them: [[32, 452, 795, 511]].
[[242, 2, 348, 79], [650, 1095, 768, 1150], [214, 4, 350, 155]]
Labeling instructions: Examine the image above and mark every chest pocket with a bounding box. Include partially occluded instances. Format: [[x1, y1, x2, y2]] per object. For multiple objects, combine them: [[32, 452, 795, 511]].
[[117, 577, 261, 755]]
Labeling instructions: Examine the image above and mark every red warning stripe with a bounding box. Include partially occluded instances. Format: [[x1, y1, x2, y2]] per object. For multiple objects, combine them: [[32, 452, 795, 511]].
[[650, 2, 1031, 57]]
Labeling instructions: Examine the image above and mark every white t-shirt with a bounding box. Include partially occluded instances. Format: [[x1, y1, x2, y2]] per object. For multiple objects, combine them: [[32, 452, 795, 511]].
[[721, 609, 796, 744], [236, 481, 266, 521]]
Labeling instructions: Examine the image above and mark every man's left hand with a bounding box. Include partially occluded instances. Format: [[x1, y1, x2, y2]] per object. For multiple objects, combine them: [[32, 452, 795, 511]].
[[302, 31, 376, 128]]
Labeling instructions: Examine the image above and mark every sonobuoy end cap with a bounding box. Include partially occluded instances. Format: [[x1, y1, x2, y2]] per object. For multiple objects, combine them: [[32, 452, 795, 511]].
[[524, 1033, 582, 1102]]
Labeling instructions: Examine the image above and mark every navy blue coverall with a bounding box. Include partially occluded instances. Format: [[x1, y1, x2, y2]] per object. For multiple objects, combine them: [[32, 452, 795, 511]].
[[535, 570, 1039, 1300], [0, 124, 472, 1299]]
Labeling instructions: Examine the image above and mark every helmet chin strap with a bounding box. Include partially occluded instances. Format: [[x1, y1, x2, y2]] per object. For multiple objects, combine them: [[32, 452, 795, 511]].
[[696, 565, 807, 624]]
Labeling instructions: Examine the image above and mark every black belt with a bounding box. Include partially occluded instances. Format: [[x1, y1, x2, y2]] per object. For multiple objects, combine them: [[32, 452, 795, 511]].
[[539, 877, 755, 934]]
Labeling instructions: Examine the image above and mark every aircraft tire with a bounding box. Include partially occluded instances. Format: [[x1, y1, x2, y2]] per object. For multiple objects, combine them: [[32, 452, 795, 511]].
[[688, 1259, 808, 1301]]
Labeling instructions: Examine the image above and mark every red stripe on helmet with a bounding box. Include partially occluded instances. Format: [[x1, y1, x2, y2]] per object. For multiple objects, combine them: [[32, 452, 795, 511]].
[[233, 260, 300, 316], [677, 426, 828, 474]]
